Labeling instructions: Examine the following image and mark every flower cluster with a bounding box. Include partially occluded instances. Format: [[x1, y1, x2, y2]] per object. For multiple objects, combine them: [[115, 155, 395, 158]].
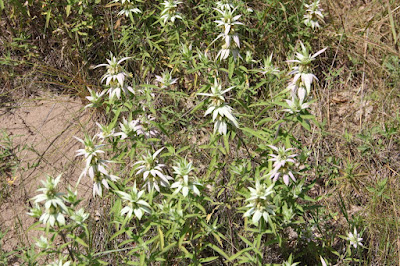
[[284, 42, 326, 114], [243, 180, 275, 224], [198, 79, 239, 135], [111, 0, 142, 17], [171, 158, 201, 197], [160, 0, 182, 25], [94, 53, 133, 100], [133, 148, 172, 192], [75, 135, 119, 197], [29, 174, 68, 227], [267, 145, 298, 186], [303, 0, 324, 29], [116, 182, 151, 220], [346, 228, 364, 248], [213, 4, 243, 60]]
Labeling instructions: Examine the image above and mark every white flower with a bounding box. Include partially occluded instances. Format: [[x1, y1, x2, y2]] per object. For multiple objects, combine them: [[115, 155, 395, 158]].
[[260, 53, 280, 76], [75, 135, 119, 197], [94, 53, 130, 86], [113, 0, 142, 17], [70, 208, 89, 225], [85, 87, 106, 109], [303, 0, 324, 29], [133, 148, 172, 192], [160, 0, 182, 25], [95, 122, 118, 140], [213, 5, 243, 60], [283, 86, 311, 114], [75, 135, 105, 171], [198, 80, 239, 135], [31, 174, 68, 227], [170, 159, 201, 197], [118, 117, 143, 139], [155, 71, 178, 88], [106, 80, 135, 99], [267, 145, 297, 186], [287, 42, 327, 93], [36, 236, 51, 250], [346, 228, 364, 248], [243, 180, 275, 224], [116, 182, 151, 220]]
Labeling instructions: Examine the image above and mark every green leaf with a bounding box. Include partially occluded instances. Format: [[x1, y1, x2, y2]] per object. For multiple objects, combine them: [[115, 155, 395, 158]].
[[207, 243, 230, 260], [67, 234, 89, 248]]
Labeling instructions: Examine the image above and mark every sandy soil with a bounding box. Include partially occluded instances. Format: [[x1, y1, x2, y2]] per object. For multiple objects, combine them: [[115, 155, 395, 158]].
[[0, 93, 93, 255]]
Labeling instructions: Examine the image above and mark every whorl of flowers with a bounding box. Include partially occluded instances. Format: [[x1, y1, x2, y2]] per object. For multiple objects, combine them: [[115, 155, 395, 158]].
[[116, 182, 151, 220], [198, 79, 239, 135], [94, 53, 132, 100], [243, 180, 275, 224], [155, 71, 178, 89], [284, 42, 326, 114], [160, 0, 183, 25], [346, 228, 364, 249], [213, 5, 243, 60], [303, 0, 324, 29], [75, 135, 119, 197], [267, 145, 297, 186], [133, 147, 172, 192], [111, 0, 142, 17], [170, 158, 201, 197], [29, 174, 68, 227]]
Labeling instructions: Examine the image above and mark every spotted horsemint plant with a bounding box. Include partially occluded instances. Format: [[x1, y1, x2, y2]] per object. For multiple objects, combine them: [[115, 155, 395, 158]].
[[267, 145, 298, 186], [303, 0, 324, 29], [155, 71, 178, 88], [133, 147, 172, 192], [160, 0, 182, 25], [170, 158, 201, 197], [85, 87, 106, 109], [346, 228, 364, 248], [198, 79, 239, 135], [116, 182, 152, 220], [111, 0, 142, 17], [75, 135, 119, 197], [213, 4, 243, 60], [243, 180, 275, 224], [29, 174, 68, 227]]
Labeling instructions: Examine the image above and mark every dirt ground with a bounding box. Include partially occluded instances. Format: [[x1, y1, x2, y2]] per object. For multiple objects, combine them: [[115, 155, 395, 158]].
[[0, 92, 93, 255]]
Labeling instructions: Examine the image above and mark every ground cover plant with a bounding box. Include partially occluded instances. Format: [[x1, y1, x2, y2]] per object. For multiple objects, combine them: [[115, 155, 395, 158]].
[[1, 0, 400, 265]]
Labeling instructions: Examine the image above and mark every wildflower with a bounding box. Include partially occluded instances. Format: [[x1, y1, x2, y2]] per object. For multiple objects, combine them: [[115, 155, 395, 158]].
[[303, 0, 324, 29], [198, 80, 239, 135], [36, 236, 51, 250], [155, 71, 178, 88], [346, 228, 364, 248], [160, 0, 182, 25], [116, 182, 151, 220], [260, 53, 280, 76], [133, 148, 172, 192], [171, 159, 201, 197], [268, 145, 297, 186], [75, 135, 105, 171], [85, 87, 105, 109], [95, 122, 118, 140], [243, 180, 275, 224], [31, 174, 68, 227], [94, 53, 130, 86], [213, 5, 243, 60], [112, 0, 142, 17], [287, 42, 327, 93], [106, 80, 135, 99], [283, 86, 311, 114], [118, 117, 143, 139], [75, 135, 119, 197], [70, 208, 89, 225]]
